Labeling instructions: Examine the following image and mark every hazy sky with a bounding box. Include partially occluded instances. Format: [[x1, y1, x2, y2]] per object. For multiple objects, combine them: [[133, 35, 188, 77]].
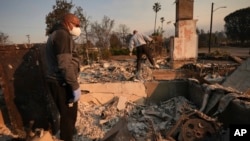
[[0, 0, 249, 44]]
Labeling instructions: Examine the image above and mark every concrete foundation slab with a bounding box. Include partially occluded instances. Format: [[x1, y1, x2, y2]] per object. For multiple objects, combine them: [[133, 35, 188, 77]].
[[79, 82, 147, 105]]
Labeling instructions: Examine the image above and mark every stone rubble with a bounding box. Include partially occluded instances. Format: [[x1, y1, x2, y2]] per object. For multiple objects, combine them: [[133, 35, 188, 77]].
[[0, 53, 243, 141], [72, 57, 239, 141], [79, 59, 155, 83], [79, 56, 239, 84], [73, 96, 197, 141]]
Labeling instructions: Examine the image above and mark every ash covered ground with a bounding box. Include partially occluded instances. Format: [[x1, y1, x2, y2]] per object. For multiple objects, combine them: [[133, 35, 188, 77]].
[[0, 53, 246, 141]]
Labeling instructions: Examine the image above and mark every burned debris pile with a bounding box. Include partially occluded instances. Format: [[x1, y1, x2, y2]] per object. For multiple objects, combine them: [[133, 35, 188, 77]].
[[79, 49, 242, 84], [0, 44, 249, 141], [73, 83, 249, 141], [79, 59, 155, 83], [71, 55, 249, 141], [71, 52, 250, 141], [181, 62, 239, 84], [74, 96, 215, 141]]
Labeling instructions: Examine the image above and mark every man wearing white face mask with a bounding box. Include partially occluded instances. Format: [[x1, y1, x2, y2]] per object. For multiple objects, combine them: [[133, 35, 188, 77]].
[[44, 13, 81, 141]]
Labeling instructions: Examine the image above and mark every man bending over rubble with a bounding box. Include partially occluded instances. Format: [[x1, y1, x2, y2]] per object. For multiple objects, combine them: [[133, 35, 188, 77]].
[[129, 30, 159, 80], [44, 13, 81, 141]]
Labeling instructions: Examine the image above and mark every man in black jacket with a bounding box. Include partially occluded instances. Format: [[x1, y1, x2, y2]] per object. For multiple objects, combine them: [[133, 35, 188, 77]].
[[44, 13, 81, 141]]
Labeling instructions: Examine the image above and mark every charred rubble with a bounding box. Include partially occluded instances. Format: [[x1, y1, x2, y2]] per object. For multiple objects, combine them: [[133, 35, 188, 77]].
[[0, 45, 250, 141], [70, 52, 250, 141]]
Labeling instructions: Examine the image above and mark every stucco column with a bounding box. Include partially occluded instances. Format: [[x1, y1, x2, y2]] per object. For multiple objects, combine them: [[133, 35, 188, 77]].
[[170, 20, 198, 69], [170, 0, 198, 69]]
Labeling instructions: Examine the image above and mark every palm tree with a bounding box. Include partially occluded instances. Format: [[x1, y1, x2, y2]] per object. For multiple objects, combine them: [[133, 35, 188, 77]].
[[160, 17, 165, 34], [153, 2, 161, 34]]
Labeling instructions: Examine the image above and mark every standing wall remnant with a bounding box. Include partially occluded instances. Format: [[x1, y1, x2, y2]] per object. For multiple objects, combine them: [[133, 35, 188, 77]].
[[170, 0, 198, 69], [0, 44, 54, 138]]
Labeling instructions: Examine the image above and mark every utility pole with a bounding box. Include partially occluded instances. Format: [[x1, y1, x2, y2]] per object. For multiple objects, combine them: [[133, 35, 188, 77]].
[[208, 3, 214, 53], [26, 34, 30, 44], [208, 3, 226, 53]]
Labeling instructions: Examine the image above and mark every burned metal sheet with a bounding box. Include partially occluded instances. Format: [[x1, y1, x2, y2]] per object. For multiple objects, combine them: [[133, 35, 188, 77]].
[[222, 57, 250, 93], [0, 44, 53, 138]]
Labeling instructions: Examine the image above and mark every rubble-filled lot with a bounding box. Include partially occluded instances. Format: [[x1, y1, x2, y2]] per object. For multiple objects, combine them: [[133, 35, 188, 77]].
[[79, 53, 239, 84], [71, 53, 249, 141], [75, 96, 199, 141], [1, 48, 250, 141]]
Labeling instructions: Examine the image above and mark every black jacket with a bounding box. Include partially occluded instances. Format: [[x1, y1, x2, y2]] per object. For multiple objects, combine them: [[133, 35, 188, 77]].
[[45, 24, 80, 90]]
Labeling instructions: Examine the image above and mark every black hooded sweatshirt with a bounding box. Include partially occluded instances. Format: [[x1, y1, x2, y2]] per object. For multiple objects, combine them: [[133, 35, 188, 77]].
[[45, 24, 80, 90]]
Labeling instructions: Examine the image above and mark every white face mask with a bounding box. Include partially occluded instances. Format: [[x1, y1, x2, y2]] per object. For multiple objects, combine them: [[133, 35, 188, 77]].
[[69, 27, 81, 37]]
